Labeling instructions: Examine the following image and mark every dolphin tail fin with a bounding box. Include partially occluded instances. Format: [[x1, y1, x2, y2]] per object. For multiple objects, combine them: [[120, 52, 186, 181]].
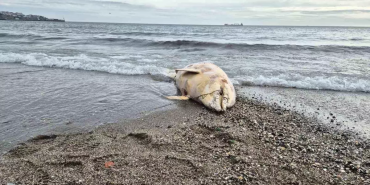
[[175, 69, 202, 74], [166, 96, 190, 100]]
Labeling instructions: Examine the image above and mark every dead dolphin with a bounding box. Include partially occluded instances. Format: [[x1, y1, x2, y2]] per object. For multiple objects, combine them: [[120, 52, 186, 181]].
[[167, 63, 236, 111]]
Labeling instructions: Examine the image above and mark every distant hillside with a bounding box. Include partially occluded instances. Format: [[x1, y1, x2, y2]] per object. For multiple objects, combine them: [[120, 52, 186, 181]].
[[0, 11, 65, 22]]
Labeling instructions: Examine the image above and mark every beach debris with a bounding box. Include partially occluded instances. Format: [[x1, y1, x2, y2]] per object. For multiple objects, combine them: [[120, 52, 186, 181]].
[[105, 161, 114, 168]]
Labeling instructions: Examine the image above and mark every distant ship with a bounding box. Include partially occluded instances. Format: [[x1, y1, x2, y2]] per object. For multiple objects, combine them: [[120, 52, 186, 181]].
[[224, 23, 243, 26]]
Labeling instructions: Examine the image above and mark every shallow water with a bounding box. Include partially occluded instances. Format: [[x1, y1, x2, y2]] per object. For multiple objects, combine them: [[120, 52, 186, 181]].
[[0, 63, 176, 153]]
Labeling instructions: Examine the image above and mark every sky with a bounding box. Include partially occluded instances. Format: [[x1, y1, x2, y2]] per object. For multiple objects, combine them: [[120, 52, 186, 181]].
[[1, 0, 370, 26]]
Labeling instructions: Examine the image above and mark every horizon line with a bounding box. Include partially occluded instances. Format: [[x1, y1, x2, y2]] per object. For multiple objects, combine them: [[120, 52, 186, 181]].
[[65, 21, 370, 28]]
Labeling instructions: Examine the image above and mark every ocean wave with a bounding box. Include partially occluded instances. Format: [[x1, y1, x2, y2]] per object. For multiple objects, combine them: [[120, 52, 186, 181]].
[[34, 37, 68, 41], [0, 32, 42, 39], [0, 52, 170, 76], [349, 38, 364, 41], [110, 32, 168, 36], [1, 52, 369, 93], [0, 32, 68, 41], [109, 31, 213, 37], [88, 38, 370, 52], [235, 74, 370, 93]]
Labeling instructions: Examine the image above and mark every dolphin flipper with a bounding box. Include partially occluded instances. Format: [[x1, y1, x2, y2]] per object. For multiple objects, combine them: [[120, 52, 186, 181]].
[[175, 69, 202, 74], [166, 96, 190, 100]]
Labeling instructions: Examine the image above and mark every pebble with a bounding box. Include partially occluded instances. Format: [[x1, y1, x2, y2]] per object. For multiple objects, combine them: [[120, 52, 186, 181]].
[[290, 163, 298, 169], [2, 98, 369, 185]]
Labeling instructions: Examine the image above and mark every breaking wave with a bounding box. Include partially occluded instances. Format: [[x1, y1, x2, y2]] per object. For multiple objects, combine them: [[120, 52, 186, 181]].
[[1, 52, 369, 93], [0, 52, 169, 76], [2, 31, 369, 53], [88, 38, 370, 53], [235, 74, 370, 93]]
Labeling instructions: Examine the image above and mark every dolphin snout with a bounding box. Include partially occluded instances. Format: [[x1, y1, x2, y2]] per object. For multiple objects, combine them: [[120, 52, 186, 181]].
[[210, 91, 226, 112]]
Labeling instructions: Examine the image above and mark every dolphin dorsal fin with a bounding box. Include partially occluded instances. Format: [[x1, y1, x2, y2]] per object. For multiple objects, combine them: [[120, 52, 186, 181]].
[[175, 69, 202, 74]]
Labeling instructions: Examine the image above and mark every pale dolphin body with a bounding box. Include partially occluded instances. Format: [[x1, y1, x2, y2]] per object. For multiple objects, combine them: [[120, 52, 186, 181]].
[[167, 63, 236, 111]]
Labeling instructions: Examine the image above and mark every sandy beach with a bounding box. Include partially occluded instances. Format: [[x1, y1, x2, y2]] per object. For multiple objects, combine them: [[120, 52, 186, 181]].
[[1, 97, 369, 184]]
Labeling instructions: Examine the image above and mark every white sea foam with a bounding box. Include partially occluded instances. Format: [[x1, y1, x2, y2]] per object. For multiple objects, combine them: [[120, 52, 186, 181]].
[[235, 74, 370, 93], [1, 52, 369, 93], [0, 52, 170, 76]]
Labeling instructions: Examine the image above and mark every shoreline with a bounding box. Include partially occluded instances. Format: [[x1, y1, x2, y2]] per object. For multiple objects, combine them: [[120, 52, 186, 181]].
[[1, 97, 369, 184]]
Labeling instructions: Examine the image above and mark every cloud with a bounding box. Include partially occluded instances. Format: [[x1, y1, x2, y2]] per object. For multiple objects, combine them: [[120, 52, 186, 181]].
[[1, 0, 370, 26]]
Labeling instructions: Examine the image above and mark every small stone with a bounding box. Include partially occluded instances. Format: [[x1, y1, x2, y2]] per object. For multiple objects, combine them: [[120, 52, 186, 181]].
[[307, 146, 314, 152], [290, 163, 297, 169]]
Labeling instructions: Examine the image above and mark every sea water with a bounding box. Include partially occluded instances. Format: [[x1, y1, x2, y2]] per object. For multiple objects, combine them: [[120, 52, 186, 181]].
[[1, 21, 370, 152]]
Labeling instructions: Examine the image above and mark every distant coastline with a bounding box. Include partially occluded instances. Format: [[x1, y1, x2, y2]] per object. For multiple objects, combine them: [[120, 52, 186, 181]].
[[0, 11, 65, 22]]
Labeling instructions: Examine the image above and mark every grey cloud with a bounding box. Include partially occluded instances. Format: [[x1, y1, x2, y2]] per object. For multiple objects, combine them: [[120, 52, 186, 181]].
[[298, 9, 370, 15], [1, 0, 370, 26], [90, 1, 155, 10]]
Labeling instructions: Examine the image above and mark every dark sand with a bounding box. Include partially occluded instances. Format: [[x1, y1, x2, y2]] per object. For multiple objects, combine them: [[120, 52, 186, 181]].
[[1, 98, 369, 184]]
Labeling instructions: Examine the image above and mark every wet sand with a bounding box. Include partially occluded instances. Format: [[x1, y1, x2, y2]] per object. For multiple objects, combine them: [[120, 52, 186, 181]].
[[1, 98, 369, 184], [0, 63, 176, 154], [239, 86, 370, 137]]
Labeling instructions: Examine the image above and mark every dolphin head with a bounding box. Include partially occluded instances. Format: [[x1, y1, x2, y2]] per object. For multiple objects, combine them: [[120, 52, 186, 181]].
[[198, 80, 235, 112]]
